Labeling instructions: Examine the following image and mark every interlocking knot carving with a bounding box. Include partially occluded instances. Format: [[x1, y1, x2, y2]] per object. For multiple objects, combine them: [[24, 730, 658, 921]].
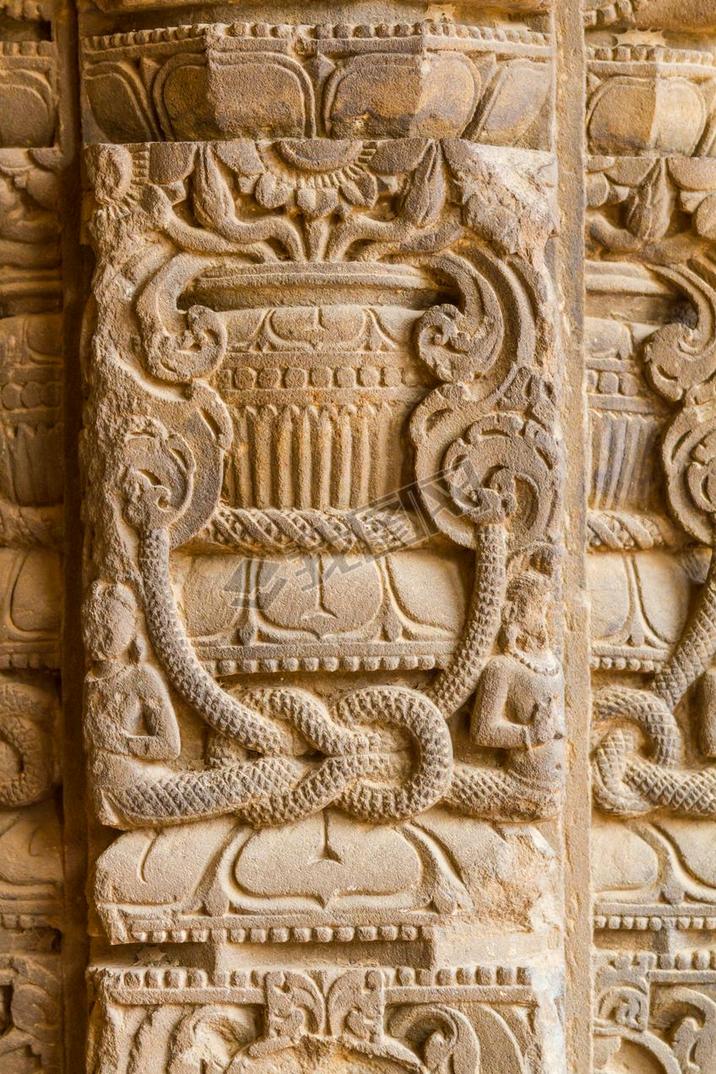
[[80, 123, 565, 836]]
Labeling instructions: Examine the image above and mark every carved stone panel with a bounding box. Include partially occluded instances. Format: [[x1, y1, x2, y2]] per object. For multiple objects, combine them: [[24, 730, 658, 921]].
[[8, 0, 716, 1071], [75, 2, 574, 1069], [584, 3, 716, 1072], [0, 2, 66, 1071]]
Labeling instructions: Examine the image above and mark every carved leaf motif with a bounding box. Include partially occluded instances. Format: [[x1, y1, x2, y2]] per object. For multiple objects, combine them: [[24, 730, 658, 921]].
[[191, 146, 236, 231], [120, 419, 195, 532], [87, 144, 133, 206], [443, 413, 560, 548], [666, 991, 716, 1074], [695, 194, 716, 240], [401, 142, 447, 229], [214, 140, 264, 177], [462, 189, 517, 256], [339, 169, 378, 208], [672, 1017, 709, 1074], [85, 62, 159, 142], [254, 171, 292, 209], [414, 303, 501, 383], [170, 1007, 254, 1074], [444, 140, 552, 257], [390, 1006, 481, 1074], [8, 963, 59, 1045], [263, 972, 324, 1043], [326, 970, 384, 1045], [624, 159, 674, 242], [24, 164, 58, 212], [370, 138, 432, 177]]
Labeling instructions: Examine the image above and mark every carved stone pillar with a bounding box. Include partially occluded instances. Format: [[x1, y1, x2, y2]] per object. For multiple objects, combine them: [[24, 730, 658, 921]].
[[0, 0, 66, 1069], [2, 0, 716, 1071], [584, 1, 716, 1069], [77, 4, 572, 1072]]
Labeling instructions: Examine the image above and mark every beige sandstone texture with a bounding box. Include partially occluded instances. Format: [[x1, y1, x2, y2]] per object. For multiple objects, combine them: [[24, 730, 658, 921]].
[[1, 0, 716, 1071]]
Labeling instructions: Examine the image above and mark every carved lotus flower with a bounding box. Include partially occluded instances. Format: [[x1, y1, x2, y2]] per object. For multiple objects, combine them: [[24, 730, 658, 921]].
[[252, 141, 379, 217], [588, 75, 709, 156]]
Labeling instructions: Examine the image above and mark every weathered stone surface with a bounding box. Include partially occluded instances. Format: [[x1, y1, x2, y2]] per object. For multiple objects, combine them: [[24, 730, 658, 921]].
[[3, 1, 716, 1072], [0, 4, 66, 1072], [583, 5, 716, 1073]]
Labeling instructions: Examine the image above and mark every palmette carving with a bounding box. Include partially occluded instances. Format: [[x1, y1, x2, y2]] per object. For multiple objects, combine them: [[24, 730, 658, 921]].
[[593, 952, 716, 1074], [88, 962, 558, 1074]]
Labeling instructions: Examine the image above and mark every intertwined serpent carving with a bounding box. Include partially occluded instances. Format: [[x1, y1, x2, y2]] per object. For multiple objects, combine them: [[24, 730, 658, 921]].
[[0, 682, 54, 808], [195, 504, 425, 556], [591, 370, 716, 816], [592, 554, 716, 816], [107, 519, 560, 826]]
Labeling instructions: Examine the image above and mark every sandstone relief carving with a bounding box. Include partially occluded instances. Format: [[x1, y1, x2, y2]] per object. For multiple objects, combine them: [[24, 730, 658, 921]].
[[0, 2, 65, 1072], [88, 962, 559, 1074], [585, 4, 716, 1072], [4, 0, 716, 1072], [77, 5, 570, 1070], [83, 100, 566, 980]]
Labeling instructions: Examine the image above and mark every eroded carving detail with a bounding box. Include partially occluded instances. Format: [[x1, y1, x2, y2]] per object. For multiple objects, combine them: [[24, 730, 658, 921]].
[[88, 962, 560, 1074], [79, 7, 569, 1062], [83, 132, 563, 847], [586, 11, 716, 1071]]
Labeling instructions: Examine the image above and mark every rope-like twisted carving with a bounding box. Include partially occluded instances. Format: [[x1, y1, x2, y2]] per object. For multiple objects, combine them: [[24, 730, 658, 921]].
[[586, 510, 684, 551], [195, 505, 425, 556]]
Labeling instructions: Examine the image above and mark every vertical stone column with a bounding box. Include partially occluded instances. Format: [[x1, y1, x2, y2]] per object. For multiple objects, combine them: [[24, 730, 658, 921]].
[[7, 0, 716, 1069], [0, 0, 66, 1069], [585, 1, 716, 1069], [76, 3, 578, 1071]]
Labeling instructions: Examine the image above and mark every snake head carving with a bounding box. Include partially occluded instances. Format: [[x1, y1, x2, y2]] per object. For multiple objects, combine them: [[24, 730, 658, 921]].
[[120, 418, 195, 533]]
